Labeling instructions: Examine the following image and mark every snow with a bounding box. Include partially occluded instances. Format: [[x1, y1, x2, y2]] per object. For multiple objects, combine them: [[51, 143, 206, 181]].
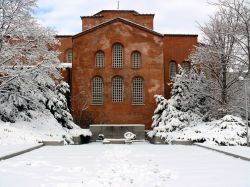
[[60, 63, 72, 68], [0, 144, 41, 158], [196, 144, 250, 159], [0, 112, 91, 145], [150, 94, 247, 145], [0, 143, 250, 187], [166, 115, 247, 145]]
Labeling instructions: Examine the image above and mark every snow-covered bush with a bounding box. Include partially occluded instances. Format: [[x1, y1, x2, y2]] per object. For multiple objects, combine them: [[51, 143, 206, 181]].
[[149, 93, 247, 145], [161, 115, 247, 146], [149, 66, 247, 145]]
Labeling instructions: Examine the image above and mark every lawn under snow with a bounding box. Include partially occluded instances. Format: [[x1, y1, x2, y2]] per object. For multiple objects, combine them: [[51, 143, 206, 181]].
[[0, 143, 250, 187], [0, 112, 91, 145], [0, 143, 42, 158], [196, 143, 250, 158]]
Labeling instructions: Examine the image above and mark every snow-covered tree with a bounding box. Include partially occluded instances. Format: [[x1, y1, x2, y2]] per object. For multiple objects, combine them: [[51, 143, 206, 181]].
[[170, 66, 192, 112], [149, 67, 247, 145], [170, 65, 209, 116], [190, 0, 249, 118], [213, 0, 250, 72], [150, 66, 206, 138], [0, 0, 74, 128], [45, 81, 74, 129]]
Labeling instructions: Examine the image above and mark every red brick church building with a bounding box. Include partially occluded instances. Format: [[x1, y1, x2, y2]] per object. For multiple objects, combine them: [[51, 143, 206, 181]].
[[57, 10, 197, 129]]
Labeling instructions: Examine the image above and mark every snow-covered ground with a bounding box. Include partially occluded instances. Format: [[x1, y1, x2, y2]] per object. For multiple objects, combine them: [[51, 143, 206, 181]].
[[196, 144, 250, 159], [0, 143, 41, 158], [0, 112, 91, 145], [0, 143, 250, 187]]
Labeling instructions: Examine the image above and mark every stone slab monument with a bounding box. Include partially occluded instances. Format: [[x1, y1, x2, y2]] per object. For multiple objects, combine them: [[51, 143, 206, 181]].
[[89, 124, 145, 141]]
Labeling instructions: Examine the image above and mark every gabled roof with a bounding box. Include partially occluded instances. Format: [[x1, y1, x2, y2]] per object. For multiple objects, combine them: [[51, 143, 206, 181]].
[[73, 17, 163, 39]]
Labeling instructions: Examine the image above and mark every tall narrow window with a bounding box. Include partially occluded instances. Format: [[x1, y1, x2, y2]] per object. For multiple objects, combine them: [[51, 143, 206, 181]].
[[112, 43, 123, 68], [131, 51, 141, 68], [169, 61, 177, 80], [112, 76, 124, 102], [132, 77, 144, 104], [66, 49, 72, 63], [95, 51, 104, 68], [92, 77, 103, 105], [182, 61, 190, 72]]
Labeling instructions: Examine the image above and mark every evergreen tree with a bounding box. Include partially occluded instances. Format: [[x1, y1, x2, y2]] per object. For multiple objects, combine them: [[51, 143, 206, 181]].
[[46, 82, 73, 129], [150, 65, 207, 137]]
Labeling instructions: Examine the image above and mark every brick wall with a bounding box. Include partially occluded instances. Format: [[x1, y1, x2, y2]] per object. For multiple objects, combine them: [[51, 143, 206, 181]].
[[57, 11, 198, 130]]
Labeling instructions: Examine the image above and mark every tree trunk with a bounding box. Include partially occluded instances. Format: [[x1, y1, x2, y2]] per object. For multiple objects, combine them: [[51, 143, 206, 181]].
[[221, 55, 227, 116]]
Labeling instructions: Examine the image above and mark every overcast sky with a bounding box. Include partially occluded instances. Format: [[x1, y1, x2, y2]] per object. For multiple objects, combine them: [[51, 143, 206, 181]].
[[34, 0, 218, 37]]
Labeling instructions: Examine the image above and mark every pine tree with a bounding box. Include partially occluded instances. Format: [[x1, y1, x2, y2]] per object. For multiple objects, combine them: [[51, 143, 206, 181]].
[[46, 82, 73, 129], [150, 65, 207, 138], [170, 65, 192, 112]]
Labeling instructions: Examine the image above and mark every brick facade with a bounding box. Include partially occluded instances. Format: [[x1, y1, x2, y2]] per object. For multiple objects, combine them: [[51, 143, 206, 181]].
[[56, 10, 198, 129]]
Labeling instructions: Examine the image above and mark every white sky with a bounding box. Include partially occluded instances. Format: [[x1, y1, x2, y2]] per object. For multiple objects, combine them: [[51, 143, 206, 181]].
[[34, 0, 218, 37]]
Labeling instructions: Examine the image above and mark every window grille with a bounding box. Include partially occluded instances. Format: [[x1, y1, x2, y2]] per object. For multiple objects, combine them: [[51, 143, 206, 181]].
[[182, 61, 190, 72], [67, 49, 73, 63], [95, 51, 104, 68], [170, 61, 177, 80], [92, 77, 103, 104], [132, 77, 144, 104], [132, 51, 141, 68], [112, 43, 123, 68], [112, 76, 124, 102]]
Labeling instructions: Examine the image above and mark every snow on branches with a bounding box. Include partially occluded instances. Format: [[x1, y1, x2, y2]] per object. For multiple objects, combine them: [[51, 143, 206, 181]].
[[190, 0, 250, 118], [150, 66, 206, 137], [149, 66, 247, 145], [0, 0, 74, 128]]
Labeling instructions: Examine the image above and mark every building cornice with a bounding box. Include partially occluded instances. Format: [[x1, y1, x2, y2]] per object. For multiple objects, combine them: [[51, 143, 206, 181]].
[[164, 34, 198, 37]]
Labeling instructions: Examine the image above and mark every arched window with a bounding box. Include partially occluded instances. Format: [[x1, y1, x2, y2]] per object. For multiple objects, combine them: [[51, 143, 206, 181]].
[[91, 77, 103, 104], [112, 76, 124, 102], [66, 49, 72, 63], [112, 43, 123, 68], [169, 61, 177, 80], [182, 61, 190, 72], [131, 51, 141, 69], [95, 51, 104, 68], [132, 77, 144, 104]]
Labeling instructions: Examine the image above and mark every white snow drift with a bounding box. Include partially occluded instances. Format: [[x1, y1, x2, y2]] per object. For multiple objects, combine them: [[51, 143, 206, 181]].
[[0, 111, 91, 145]]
